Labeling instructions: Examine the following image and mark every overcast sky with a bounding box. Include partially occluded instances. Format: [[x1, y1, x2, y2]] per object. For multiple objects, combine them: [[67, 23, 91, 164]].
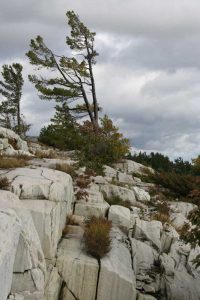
[[1, 0, 200, 160]]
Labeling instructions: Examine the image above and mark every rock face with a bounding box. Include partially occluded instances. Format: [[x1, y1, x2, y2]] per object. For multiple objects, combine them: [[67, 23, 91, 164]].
[[57, 227, 99, 300], [97, 229, 137, 300], [0, 167, 73, 260], [108, 205, 131, 230], [0, 191, 46, 300], [0, 127, 31, 156]]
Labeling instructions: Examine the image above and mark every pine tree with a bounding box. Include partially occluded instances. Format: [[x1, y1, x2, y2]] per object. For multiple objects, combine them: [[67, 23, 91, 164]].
[[0, 63, 24, 135], [26, 10, 100, 131]]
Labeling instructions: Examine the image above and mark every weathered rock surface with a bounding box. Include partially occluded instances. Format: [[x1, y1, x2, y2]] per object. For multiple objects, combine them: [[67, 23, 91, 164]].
[[0, 190, 46, 300], [56, 227, 99, 300], [0, 167, 73, 259], [97, 229, 137, 300], [0, 127, 31, 156], [108, 205, 131, 229], [133, 219, 162, 251], [100, 183, 136, 204]]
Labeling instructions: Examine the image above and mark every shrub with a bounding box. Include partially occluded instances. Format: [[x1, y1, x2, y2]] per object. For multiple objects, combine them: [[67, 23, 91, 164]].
[[148, 171, 194, 198], [78, 116, 130, 173], [180, 206, 200, 267], [75, 190, 88, 200], [104, 194, 132, 209], [0, 157, 28, 169], [0, 177, 10, 190], [76, 175, 91, 189], [84, 216, 112, 259], [8, 138, 19, 150]]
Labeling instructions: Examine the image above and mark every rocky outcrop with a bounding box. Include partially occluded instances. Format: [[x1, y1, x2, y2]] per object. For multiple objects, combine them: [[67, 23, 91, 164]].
[[0, 127, 32, 156], [0, 167, 73, 260], [0, 129, 200, 300], [0, 191, 46, 300]]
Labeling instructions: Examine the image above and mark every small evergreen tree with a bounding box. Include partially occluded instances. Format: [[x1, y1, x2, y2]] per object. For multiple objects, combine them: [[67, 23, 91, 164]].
[[0, 63, 24, 135], [0, 63, 30, 136], [39, 103, 81, 150]]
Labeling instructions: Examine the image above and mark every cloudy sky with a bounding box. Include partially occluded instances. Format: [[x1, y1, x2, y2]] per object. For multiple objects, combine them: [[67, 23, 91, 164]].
[[1, 0, 200, 160]]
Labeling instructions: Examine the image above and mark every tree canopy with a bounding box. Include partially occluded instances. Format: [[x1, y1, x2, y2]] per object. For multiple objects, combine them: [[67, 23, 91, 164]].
[[26, 10, 100, 131]]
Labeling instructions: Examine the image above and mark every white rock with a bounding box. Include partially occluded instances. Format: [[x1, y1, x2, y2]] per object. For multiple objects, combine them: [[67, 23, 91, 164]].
[[23, 200, 67, 259], [97, 230, 137, 300], [74, 201, 109, 217], [161, 224, 179, 253], [44, 266, 62, 300], [108, 205, 131, 229], [114, 160, 153, 175], [132, 187, 150, 202], [133, 219, 162, 251], [131, 238, 158, 274], [56, 227, 99, 300], [100, 183, 136, 205], [104, 165, 117, 180], [137, 293, 157, 300], [0, 191, 46, 299], [0, 208, 21, 300]]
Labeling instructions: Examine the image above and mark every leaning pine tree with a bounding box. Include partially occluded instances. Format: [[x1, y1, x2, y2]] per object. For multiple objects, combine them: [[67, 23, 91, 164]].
[[26, 11, 100, 131]]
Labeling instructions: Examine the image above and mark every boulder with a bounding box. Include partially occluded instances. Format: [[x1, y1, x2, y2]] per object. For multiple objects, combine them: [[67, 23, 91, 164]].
[[113, 160, 153, 175], [74, 201, 110, 218], [108, 205, 131, 230], [0, 127, 31, 156], [133, 219, 162, 251], [161, 224, 179, 253], [131, 238, 158, 275], [100, 183, 136, 205], [132, 187, 150, 202]]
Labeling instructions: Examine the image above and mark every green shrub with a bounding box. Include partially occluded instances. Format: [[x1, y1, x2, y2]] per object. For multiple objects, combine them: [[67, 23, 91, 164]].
[[148, 171, 195, 198], [84, 216, 112, 259], [78, 116, 130, 173], [0, 177, 10, 190]]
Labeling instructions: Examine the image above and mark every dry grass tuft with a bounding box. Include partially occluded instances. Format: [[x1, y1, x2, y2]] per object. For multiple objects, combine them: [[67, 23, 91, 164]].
[[151, 212, 170, 224], [55, 163, 76, 177], [84, 216, 112, 259], [0, 157, 28, 169], [0, 177, 10, 190], [34, 149, 57, 159]]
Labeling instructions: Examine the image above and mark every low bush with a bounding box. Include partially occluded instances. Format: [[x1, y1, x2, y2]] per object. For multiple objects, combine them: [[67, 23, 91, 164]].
[[76, 175, 91, 189], [104, 194, 132, 209], [84, 216, 112, 259], [0, 177, 10, 190], [0, 157, 28, 169], [77, 116, 130, 174], [148, 171, 195, 198], [75, 190, 89, 201]]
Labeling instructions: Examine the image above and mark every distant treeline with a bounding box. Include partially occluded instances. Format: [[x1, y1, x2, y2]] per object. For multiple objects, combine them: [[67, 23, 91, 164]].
[[127, 151, 197, 175]]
